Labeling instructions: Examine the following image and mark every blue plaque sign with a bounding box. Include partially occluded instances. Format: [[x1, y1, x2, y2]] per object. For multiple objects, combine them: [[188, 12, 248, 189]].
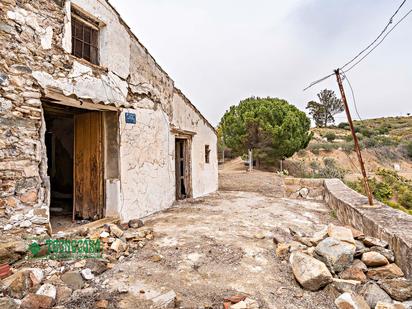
[[125, 112, 136, 124]]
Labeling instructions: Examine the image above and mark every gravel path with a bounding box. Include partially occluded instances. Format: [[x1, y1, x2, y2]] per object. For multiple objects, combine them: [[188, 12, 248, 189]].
[[102, 184, 338, 308]]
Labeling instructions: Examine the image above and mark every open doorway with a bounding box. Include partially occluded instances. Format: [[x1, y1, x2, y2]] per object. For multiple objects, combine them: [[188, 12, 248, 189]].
[[43, 102, 106, 231], [175, 138, 192, 200]]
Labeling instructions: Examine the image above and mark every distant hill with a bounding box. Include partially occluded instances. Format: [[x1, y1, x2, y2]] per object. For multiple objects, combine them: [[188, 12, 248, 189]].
[[285, 116, 412, 181]]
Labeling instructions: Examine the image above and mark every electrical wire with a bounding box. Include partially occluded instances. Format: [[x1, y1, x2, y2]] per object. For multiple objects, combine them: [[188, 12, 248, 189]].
[[341, 0, 407, 70], [303, 2, 412, 91], [341, 72, 362, 121], [343, 7, 412, 73]]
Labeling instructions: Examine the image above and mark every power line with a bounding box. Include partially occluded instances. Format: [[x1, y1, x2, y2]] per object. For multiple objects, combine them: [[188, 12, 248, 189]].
[[343, 7, 412, 73], [341, 72, 362, 121], [341, 0, 407, 70], [303, 1, 411, 91]]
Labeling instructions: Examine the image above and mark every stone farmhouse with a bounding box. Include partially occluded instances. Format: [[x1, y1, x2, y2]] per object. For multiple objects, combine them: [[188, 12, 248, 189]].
[[0, 0, 218, 235]]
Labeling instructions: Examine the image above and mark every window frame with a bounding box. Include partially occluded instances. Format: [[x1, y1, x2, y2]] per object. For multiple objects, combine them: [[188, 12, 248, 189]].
[[71, 8, 100, 65]]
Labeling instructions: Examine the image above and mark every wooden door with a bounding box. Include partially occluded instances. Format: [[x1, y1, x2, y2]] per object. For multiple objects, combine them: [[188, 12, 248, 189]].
[[175, 139, 186, 200], [73, 112, 104, 220]]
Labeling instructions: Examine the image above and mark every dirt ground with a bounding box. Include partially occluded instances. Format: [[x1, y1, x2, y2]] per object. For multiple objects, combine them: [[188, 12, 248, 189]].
[[98, 169, 339, 308]]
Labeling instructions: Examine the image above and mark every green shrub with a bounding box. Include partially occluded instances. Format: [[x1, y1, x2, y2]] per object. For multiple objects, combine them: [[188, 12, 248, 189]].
[[399, 189, 412, 209], [324, 132, 336, 142], [309, 161, 320, 170], [315, 158, 346, 180], [406, 141, 412, 158], [377, 126, 390, 135], [342, 142, 354, 153], [348, 169, 412, 215], [360, 127, 374, 138], [362, 138, 377, 148], [297, 149, 307, 157], [338, 122, 349, 129]]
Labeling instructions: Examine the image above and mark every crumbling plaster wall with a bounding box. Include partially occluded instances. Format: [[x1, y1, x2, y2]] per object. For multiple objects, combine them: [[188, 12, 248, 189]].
[[118, 107, 176, 222], [0, 0, 217, 236], [172, 91, 218, 198]]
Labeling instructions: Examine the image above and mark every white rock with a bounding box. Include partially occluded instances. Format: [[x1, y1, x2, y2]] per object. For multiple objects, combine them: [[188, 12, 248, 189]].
[[27, 268, 44, 285], [36, 283, 57, 299], [80, 268, 94, 280], [230, 301, 247, 309], [40, 27, 53, 50], [20, 220, 32, 228], [335, 292, 370, 309], [298, 188, 309, 198], [151, 290, 176, 308], [3, 224, 13, 231], [100, 231, 110, 238]]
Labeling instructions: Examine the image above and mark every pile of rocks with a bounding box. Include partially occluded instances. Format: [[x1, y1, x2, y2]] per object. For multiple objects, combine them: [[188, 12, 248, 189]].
[[277, 224, 412, 309], [0, 219, 154, 308]]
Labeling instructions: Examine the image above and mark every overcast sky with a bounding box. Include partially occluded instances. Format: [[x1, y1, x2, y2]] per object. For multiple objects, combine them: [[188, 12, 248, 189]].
[[110, 0, 412, 126]]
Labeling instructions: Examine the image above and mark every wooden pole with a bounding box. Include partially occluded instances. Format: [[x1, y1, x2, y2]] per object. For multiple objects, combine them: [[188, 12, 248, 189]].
[[335, 69, 374, 206]]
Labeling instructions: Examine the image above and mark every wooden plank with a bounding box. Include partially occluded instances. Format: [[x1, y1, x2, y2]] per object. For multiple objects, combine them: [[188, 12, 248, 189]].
[[74, 112, 104, 220]]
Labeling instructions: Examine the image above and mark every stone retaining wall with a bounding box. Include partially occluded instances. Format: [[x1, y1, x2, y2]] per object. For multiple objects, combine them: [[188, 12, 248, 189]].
[[284, 177, 325, 200], [324, 178, 412, 278]]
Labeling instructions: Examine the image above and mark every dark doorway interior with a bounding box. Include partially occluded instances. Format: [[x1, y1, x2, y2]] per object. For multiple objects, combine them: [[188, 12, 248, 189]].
[[175, 138, 191, 200], [43, 102, 107, 232], [43, 103, 75, 229]]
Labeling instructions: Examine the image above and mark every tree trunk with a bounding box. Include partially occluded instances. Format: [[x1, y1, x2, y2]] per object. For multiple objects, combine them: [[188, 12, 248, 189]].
[[248, 149, 253, 172]]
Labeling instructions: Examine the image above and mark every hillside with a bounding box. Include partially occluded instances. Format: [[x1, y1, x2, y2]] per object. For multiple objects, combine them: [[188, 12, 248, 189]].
[[284, 115, 412, 214], [285, 116, 412, 179]]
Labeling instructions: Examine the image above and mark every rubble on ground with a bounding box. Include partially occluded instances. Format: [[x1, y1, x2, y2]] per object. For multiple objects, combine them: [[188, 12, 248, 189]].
[[0, 220, 156, 308], [278, 223, 412, 308]]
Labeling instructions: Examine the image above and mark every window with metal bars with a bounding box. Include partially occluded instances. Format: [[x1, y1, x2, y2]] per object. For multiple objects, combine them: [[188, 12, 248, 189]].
[[71, 14, 99, 65]]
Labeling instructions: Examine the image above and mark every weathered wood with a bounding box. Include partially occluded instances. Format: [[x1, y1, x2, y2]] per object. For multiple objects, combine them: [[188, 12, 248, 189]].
[[74, 112, 104, 220]]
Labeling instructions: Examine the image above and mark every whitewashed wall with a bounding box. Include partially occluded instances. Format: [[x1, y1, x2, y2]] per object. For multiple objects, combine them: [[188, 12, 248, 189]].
[[171, 92, 218, 198], [118, 108, 175, 221]]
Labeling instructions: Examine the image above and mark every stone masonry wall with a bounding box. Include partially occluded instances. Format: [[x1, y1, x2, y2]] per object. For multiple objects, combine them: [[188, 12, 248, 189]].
[[324, 179, 412, 278]]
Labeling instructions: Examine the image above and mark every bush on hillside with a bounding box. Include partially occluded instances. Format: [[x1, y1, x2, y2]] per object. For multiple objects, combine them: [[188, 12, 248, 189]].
[[324, 132, 336, 142], [338, 122, 350, 130], [406, 141, 412, 159]]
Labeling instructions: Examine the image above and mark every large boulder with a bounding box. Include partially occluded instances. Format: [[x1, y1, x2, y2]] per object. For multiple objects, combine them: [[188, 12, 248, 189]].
[[370, 246, 395, 263], [20, 293, 54, 309], [367, 264, 404, 280], [330, 278, 362, 294], [363, 237, 388, 248], [289, 251, 332, 291], [340, 266, 367, 283], [315, 237, 356, 273], [327, 224, 356, 245], [335, 292, 370, 309], [379, 279, 412, 302], [3, 269, 44, 299], [362, 252, 389, 267], [358, 282, 392, 308], [60, 272, 84, 290], [375, 302, 406, 309], [0, 297, 19, 309]]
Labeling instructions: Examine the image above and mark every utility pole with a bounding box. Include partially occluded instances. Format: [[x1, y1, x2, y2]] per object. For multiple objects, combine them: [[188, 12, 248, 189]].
[[334, 69, 374, 206]]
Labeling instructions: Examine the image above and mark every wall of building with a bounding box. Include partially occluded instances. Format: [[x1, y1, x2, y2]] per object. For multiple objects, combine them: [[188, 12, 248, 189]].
[[171, 91, 218, 198], [0, 0, 217, 236]]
